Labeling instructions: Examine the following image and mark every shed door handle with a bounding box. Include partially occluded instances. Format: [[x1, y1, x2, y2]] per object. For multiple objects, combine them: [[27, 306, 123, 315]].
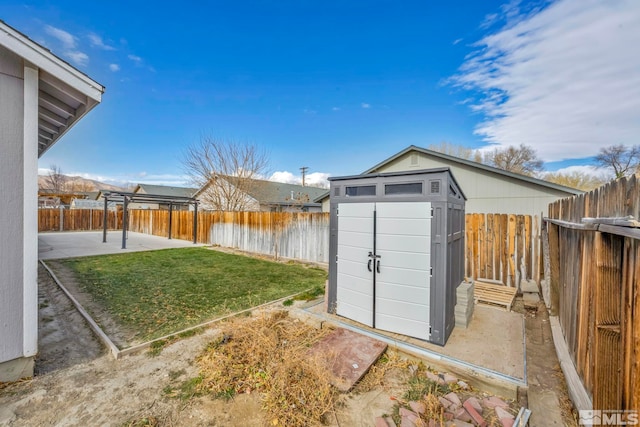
[[367, 259, 372, 272], [376, 260, 381, 273]]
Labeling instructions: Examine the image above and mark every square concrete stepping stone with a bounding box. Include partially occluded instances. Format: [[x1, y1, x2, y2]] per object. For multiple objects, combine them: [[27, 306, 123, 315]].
[[308, 328, 387, 392]]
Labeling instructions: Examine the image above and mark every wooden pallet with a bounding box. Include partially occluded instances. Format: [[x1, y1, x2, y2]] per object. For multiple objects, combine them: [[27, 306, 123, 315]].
[[474, 280, 517, 311]]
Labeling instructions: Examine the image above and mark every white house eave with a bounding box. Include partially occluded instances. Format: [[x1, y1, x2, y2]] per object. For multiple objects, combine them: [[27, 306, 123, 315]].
[[0, 21, 104, 102]]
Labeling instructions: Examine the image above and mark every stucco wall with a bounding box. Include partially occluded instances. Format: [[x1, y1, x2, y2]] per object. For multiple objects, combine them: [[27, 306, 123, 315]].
[[0, 45, 25, 363], [372, 151, 576, 217]]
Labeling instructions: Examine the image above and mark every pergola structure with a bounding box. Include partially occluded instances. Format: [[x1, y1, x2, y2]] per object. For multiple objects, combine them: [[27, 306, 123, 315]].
[[101, 191, 199, 249]]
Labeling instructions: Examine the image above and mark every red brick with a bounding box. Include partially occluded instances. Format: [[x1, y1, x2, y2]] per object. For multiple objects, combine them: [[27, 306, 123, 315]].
[[384, 416, 398, 427], [439, 397, 453, 409], [409, 401, 426, 414], [500, 419, 514, 427], [464, 397, 483, 414], [482, 396, 509, 409], [399, 407, 420, 422], [463, 400, 487, 427], [453, 407, 473, 423], [444, 392, 462, 406]]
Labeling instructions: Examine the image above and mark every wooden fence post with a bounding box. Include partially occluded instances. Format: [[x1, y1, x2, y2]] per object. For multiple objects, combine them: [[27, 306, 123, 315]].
[[547, 221, 560, 316]]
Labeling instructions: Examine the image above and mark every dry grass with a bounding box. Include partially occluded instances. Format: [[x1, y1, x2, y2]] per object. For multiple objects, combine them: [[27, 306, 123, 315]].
[[354, 351, 411, 393], [196, 311, 336, 426]]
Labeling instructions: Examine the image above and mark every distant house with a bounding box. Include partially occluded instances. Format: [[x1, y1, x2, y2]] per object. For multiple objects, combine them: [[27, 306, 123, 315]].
[[195, 175, 326, 212], [70, 198, 116, 210], [0, 20, 103, 381], [130, 184, 197, 210], [317, 145, 582, 217]]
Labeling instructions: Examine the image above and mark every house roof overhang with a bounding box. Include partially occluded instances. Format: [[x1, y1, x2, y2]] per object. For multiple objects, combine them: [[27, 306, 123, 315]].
[[364, 145, 584, 195], [0, 20, 105, 158]]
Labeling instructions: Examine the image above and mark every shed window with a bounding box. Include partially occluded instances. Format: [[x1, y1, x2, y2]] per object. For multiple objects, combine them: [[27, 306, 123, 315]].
[[385, 182, 423, 195], [345, 185, 376, 197]]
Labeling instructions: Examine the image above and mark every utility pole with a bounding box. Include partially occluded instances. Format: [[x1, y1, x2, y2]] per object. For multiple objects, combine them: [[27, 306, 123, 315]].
[[300, 166, 309, 186]]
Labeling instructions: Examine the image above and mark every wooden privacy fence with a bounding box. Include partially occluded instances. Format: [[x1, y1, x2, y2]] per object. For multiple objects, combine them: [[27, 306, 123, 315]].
[[465, 213, 541, 287], [127, 210, 331, 264], [40, 209, 540, 282], [38, 208, 122, 232], [546, 175, 640, 412]]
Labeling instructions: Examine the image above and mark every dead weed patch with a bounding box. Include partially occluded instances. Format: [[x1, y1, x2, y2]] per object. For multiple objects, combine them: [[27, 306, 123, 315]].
[[196, 311, 337, 426]]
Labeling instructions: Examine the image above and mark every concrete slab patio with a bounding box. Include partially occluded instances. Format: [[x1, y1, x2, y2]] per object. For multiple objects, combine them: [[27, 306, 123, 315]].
[[38, 231, 204, 260]]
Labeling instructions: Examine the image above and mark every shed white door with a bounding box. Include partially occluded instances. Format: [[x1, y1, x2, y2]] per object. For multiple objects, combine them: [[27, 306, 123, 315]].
[[336, 203, 375, 327], [336, 202, 432, 340], [375, 202, 431, 340]]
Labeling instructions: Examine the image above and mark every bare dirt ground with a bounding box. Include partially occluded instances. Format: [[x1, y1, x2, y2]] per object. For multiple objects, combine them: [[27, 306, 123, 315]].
[[0, 265, 576, 427], [0, 266, 407, 427]]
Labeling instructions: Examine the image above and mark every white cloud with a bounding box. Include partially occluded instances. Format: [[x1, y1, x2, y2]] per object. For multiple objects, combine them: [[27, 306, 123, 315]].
[[128, 54, 142, 63], [332, 107, 341, 111], [452, 0, 640, 162], [270, 171, 297, 184], [87, 33, 116, 51], [109, 63, 120, 72], [270, 171, 330, 188], [361, 103, 371, 109], [65, 51, 89, 66], [44, 25, 76, 49], [551, 164, 611, 180]]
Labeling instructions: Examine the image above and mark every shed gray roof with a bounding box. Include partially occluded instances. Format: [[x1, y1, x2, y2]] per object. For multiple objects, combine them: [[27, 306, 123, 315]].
[[364, 145, 584, 195], [134, 184, 197, 198]]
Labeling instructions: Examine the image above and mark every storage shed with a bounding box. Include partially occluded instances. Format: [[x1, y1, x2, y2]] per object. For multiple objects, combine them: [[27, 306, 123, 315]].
[[327, 168, 465, 345]]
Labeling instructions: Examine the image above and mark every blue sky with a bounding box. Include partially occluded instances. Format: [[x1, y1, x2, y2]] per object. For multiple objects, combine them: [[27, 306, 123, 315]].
[[3, 0, 639, 187]]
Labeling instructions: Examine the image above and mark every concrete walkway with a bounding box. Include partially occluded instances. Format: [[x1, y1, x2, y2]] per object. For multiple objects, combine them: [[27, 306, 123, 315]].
[[38, 231, 205, 260]]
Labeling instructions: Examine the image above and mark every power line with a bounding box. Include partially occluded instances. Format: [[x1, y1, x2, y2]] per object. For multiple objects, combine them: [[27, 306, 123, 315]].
[[300, 166, 309, 186]]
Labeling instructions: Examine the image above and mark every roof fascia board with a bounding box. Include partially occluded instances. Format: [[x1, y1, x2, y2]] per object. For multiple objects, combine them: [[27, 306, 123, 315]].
[[0, 21, 104, 101]]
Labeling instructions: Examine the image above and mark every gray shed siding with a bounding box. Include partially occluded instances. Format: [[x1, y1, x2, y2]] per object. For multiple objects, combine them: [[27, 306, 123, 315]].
[[369, 151, 576, 217], [328, 169, 465, 345]]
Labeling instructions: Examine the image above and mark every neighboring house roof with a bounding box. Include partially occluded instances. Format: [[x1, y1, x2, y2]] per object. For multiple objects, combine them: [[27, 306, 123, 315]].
[[195, 176, 327, 206], [244, 179, 327, 205], [364, 145, 583, 195], [0, 20, 104, 157], [133, 183, 197, 198]]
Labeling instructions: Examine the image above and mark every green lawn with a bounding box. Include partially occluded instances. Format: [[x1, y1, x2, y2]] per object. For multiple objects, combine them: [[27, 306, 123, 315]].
[[57, 247, 327, 342]]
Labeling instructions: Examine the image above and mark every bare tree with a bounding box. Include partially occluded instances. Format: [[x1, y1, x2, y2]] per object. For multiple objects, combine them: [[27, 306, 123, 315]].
[[428, 141, 482, 162], [483, 144, 544, 176], [543, 170, 607, 191], [45, 164, 66, 192], [183, 137, 269, 211], [594, 144, 640, 179]]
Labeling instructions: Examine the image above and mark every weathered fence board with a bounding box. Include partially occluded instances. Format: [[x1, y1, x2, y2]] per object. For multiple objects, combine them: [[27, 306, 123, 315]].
[[547, 175, 640, 412], [38, 208, 121, 232], [464, 213, 540, 288]]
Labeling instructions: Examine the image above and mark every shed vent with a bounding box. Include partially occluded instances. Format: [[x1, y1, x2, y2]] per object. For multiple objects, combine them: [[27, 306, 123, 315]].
[[334, 186, 340, 196], [430, 180, 440, 194], [410, 153, 419, 166]]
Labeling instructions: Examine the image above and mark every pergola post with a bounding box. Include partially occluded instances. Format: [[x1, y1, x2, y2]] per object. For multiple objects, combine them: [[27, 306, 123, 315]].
[[122, 196, 129, 249], [168, 202, 173, 240], [102, 195, 108, 243]]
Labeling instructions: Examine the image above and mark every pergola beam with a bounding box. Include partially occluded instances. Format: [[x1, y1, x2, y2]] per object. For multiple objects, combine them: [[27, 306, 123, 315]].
[[101, 191, 199, 249]]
